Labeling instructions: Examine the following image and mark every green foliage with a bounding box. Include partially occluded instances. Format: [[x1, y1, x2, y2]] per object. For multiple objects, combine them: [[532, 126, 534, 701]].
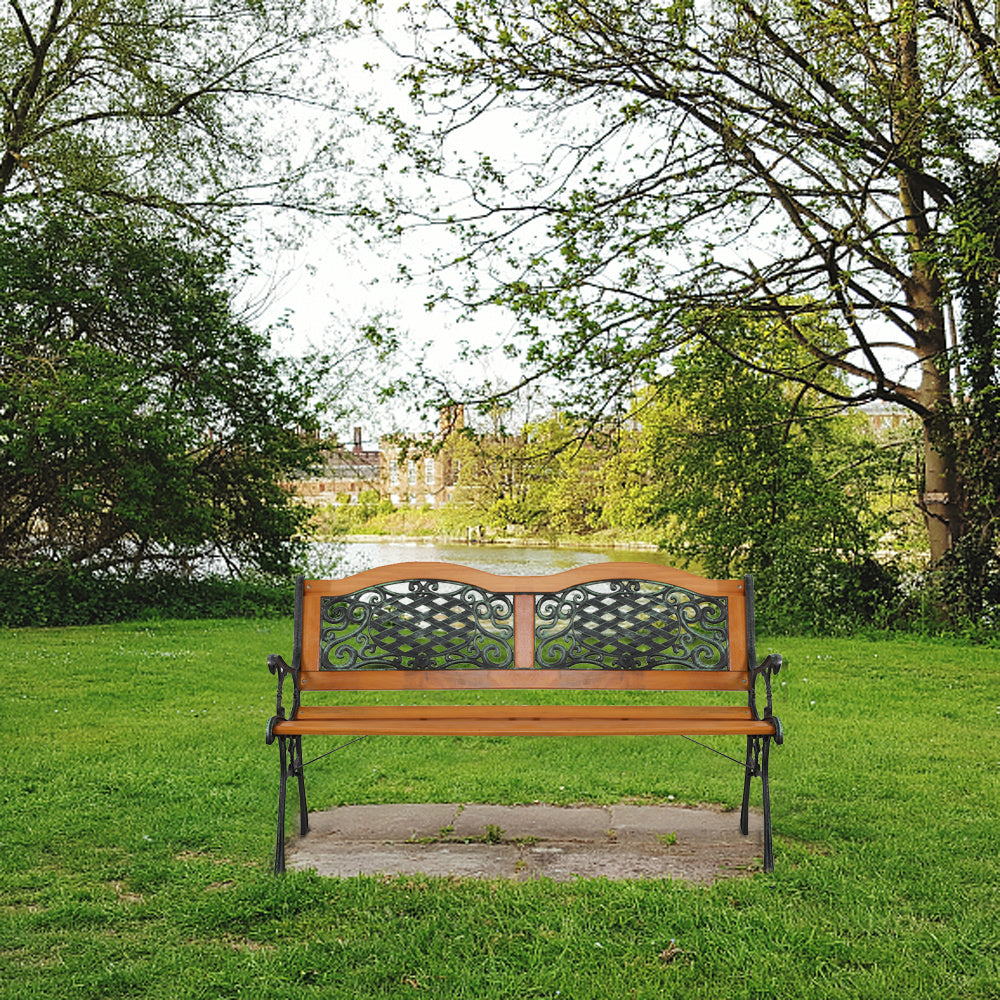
[[519, 415, 608, 535], [0, 567, 293, 627], [931, 164, 1000, 624], [309, 492, 401, 536], [472, 413, 608, 535], [1, 0, 344, 229], [430, 322, 909, 632], [0, 209, 324, 578], [602, 329, 907, 632]]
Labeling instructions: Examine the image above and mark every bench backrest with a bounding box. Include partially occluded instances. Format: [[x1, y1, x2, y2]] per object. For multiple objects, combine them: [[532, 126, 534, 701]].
[[292, 562, 756, 695]]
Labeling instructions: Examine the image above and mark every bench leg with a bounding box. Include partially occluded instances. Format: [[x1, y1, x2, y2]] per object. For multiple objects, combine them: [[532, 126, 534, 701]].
[[274, 737, 310, 874], [293, 736, 309, 836], [739, 735, 775, 873], [761, 736, 774, 874], [740, 735, 754, 837], [275, 736, 289, 875]]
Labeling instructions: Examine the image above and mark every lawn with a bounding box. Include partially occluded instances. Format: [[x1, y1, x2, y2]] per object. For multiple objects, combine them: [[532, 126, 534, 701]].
[[1, 620, 997, 998]]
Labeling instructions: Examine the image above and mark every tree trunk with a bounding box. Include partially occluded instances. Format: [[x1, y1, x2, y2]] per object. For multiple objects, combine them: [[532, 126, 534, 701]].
[[920, 417, 962, 565], [895, 8, 960, 566], [912, 296, 962, 565]]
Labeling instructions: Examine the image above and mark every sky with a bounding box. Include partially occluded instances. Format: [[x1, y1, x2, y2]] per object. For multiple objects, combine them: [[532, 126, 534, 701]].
[[249, 216, 525, 446], [241, 25, 536, 446]]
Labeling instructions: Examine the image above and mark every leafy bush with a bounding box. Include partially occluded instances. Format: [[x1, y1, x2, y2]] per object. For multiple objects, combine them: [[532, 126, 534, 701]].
[[0, 568, 293, 627], [0, 211, 327, 580], [753, 553, 902, 636]]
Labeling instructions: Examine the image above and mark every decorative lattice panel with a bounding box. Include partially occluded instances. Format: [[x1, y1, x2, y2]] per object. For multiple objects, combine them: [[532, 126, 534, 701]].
[[319, 577, 730, 671], [319, 580, 515, 670], [534, 580, 729, 670]]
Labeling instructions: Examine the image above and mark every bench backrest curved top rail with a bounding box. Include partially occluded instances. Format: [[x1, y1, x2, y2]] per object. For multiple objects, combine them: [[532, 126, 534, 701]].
[[293, 562, 756, 692]]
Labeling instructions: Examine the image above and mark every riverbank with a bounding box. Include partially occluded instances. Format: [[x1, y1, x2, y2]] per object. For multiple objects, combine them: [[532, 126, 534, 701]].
[[305, 502, 663, 552], [336, 532, 661, 551]]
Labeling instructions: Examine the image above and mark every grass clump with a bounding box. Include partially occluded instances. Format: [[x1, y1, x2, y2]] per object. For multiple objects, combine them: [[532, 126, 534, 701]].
[[1, 622, 998, 998]]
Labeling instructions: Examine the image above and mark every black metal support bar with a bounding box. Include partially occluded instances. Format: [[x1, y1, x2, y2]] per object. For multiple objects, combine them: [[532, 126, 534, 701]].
[[300, 735, 369, 769], [274, 736, 289, 875], [272, 735, 371, 873], [748, 653, 782, 721], [268, 654, 301, 732], [681, 735, 755, 771], [293, 736, 309, 836], [737, 734, 775, 872]]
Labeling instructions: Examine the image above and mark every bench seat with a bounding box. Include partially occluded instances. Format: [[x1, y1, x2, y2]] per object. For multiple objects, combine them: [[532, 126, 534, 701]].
[[271, 703, 775, 737]]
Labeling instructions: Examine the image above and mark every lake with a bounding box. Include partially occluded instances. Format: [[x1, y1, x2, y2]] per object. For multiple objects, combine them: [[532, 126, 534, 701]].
[[304, 539, 678, 578]]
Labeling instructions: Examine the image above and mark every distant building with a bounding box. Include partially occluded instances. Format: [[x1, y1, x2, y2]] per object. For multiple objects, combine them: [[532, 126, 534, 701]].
[[286, 427, 381, 505], [379, 407, 464, 508], [283, 411, 474, 509], [859, 401, 915, 435]]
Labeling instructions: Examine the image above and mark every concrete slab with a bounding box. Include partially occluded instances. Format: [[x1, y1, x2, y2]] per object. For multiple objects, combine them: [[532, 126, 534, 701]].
[[284, 803, 767, 883], [522, 844, 743, 884], [451, 803, 612, 842], [303, 803, 460, 842], [610, 804, 758, 848], [291, 842, 523, 880]]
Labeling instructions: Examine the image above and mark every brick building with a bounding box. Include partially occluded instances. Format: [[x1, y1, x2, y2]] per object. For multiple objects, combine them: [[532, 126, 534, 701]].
[[288, 427, 381, 505]]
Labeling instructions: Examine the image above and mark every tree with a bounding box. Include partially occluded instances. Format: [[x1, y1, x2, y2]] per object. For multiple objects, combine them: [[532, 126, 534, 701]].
[[600, 332, 903, 629], [2, 0, 346, 230], [0, 2, 388, 581], [521, 413, 608, 535], [441, 402, 534, 520], [0, 210, 335, 577], [457, 409, 609, 533], [362, 0, 1000, 573]]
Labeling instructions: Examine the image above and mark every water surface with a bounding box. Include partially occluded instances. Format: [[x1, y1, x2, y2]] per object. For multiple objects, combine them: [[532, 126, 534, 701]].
[[305, 539, 677, 578]]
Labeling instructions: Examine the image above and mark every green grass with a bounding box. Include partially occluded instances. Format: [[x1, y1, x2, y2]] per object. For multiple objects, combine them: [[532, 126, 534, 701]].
[[1, 620, 998, 998]]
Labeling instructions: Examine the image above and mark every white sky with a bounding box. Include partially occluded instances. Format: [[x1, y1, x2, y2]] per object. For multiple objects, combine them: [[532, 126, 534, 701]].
[[240, 27, 540, 445]]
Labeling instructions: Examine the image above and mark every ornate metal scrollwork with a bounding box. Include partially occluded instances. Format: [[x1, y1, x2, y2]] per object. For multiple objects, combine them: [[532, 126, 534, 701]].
[[319, 579, 516, 670], [748, 653, 783, 738], [534, 579, 729, 670]]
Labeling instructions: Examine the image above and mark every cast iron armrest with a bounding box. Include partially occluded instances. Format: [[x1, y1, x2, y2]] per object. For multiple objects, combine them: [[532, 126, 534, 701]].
[[266, 654, 300, 745], [749, 653, 782, 679], [268, 653, 293, 677], [748, 653, 783, 742]]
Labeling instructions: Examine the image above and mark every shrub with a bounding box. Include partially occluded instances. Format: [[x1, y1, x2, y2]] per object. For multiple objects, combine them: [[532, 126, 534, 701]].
[[0, 568, 293, 627]]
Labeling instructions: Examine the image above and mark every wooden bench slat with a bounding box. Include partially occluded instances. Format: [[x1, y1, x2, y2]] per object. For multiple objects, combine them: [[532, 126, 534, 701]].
[[272, 710, 777, 738], [293, 704, 757, 721], [275, 705, 775, 737], [300, 562, 746, 597], [299, 668, 751, 691]]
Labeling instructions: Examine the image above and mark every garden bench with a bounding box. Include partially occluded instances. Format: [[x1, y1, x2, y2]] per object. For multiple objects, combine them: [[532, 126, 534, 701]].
[[265, 562, 784, 874]]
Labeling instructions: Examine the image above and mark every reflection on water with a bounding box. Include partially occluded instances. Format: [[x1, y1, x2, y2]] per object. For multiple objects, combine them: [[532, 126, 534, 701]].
[[303, 539, 677, 578]]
